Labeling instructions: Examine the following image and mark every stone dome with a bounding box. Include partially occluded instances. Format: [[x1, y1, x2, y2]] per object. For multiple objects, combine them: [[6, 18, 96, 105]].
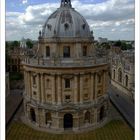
[[42, 1, 92, 38]]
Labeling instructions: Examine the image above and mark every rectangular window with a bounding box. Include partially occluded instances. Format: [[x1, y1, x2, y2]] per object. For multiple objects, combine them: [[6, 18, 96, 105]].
[[65, 95, 70, 100], [46, 46, 50, 57], [33, 91, 36, 95], [33, 76, 36, 85], [63, 46, 70, 58], [65, 79, 70, 88]]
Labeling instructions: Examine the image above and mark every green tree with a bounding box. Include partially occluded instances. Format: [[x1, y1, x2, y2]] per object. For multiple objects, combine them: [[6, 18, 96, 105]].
[[12, 41, 20, 48], [114, 40, 121, 46], [26, 39, 33, 48]]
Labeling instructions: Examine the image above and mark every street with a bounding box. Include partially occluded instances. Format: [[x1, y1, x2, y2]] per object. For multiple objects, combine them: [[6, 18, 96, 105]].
[[6, 90, 23, 127], [108, 85, 134, 129]]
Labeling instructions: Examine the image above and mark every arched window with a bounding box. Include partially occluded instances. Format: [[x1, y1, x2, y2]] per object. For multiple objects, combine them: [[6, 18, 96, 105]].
[[63, 46, 70, 58], [83, 46, 87, 56], [65, 79, 70, 88], [84, 111, 90, 123], [113, 70, 115, 79], [46, 46, 50, 57], [118, 68, 122, 83], [30, 108, 36, 122], [46, 112, 52, 124], [125, 75, 128, 87]]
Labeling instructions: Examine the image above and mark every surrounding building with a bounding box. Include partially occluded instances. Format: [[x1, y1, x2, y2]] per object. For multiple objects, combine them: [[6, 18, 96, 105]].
[[98, 37, 108, 44], [23, 0, 109, 132], [6, 47, 24, 72], [110, 49, 135, 100], [6, 39, 36, 73], [6, 72, 10, 97], [20, 37, 27, 48]]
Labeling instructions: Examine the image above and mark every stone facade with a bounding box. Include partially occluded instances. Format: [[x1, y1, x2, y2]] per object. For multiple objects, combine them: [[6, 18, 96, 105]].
[[110, 50, 135, 99], [23, 0, 109, 132]]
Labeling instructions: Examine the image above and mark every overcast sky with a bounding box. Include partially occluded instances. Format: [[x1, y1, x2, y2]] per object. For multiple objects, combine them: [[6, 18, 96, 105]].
[[6, 0, 134, 41]]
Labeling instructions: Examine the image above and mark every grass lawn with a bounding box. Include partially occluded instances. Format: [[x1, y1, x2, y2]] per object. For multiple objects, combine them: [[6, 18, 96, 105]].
[[6, 120, 134, 140]]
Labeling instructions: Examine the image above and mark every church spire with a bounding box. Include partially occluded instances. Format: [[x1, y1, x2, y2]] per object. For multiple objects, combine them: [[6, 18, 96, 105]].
[[61, 0, 72, 8]]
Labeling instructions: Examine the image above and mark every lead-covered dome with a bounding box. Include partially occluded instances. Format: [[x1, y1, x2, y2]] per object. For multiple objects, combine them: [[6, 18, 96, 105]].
[[41, 0, 92, 38]]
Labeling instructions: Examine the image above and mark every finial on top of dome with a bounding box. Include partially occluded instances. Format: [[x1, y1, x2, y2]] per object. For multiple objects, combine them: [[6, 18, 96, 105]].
[[61, 0, 72, 8]]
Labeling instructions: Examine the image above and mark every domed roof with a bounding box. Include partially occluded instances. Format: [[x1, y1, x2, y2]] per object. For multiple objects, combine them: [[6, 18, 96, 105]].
[[41, 0, 92, 38]]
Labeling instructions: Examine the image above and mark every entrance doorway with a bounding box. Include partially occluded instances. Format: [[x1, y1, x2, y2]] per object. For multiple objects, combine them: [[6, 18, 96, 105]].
[[64, 114, 73, 129]]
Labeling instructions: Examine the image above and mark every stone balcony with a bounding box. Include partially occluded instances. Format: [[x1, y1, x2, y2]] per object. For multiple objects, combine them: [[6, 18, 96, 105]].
[[22, 56, 108, 68]]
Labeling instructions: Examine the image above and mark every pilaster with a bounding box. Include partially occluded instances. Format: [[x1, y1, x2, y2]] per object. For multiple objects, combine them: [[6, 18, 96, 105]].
[[90, 73, 94, 101], [74, 74, 78, 104], [41, 73, 45, 103], [95, 72, 98, 101], [57, 74, 62, 105], [52, 74, 56, 104], [37, 74, 41, 103], [80, 74, 84, 103]]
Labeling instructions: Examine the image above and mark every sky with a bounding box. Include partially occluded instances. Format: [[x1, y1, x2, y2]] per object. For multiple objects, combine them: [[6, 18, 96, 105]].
[[6, 0, 135, 41]]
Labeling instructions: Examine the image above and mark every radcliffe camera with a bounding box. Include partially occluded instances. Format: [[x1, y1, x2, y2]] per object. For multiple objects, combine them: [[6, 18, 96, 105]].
[[6, 0, 134, 140]]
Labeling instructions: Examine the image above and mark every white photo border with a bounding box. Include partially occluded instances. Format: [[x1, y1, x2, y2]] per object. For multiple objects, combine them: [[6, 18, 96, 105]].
[[0, 0, 139, 140]]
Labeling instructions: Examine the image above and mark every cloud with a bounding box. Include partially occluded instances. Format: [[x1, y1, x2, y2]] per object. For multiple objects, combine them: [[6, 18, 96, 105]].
[[6, 0, 134, 40], [22, 0, 28, 4]]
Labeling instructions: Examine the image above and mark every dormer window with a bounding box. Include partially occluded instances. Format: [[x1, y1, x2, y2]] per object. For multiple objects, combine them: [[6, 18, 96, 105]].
[[82, 24, 86, 30], [83, 46, 87, 56], [63, 46, 70, 58], [64, 23, 69, 30], [46, 46, 50, 57], [47, 24, 52, 31]]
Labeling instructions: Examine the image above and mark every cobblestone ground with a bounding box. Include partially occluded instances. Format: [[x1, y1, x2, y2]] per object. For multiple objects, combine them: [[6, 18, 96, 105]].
[[6, 120, 134, 140], [6, 103, 134, 140]]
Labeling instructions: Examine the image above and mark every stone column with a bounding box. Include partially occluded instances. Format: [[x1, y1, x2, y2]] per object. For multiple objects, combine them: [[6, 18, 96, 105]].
[[37, 74, 41, 103], [27, 71, 31, 97], [57, 74, 62, 105], [59, 118, 64, 130], [80, 74, 83, 103], [40, 73, 45, 104], [74, 74, 78, 104], [103, 70, 106, 94], [29, 71, 32, 98], [90, 73, 94, 101], [24, 71, 27, 96], [73, 116, 79, 131], [95, 73, 98, 101], [26, 71, 29, 96], [94, 109, 98, 123], [36, 108, 40, 127], [52, 74, 56, 105]]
